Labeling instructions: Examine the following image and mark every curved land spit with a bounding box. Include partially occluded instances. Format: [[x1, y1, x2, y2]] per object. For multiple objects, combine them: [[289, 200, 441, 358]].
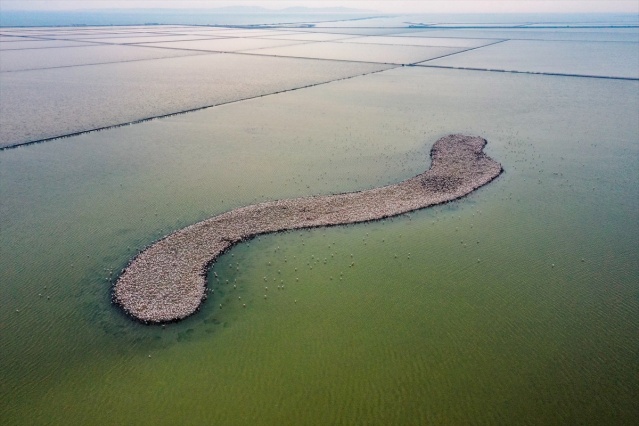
[[114, 134, 503, 323]]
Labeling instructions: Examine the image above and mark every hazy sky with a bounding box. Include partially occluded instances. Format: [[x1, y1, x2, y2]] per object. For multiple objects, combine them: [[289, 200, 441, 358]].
[[2, 1, 638, 14]]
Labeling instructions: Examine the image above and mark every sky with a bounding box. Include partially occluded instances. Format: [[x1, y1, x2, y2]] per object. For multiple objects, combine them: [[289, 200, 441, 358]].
[[2, 1, 638, 14]]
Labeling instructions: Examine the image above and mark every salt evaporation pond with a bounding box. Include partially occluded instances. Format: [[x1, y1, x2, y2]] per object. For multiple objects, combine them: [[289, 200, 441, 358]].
[[1, 18, 638, 425], [425, 39, 639, 79], [0, 54, 390, 147]]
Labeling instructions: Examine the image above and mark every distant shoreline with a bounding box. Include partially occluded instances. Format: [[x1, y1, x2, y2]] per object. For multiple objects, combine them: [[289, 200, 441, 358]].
[[2, 12, 636, 28], [0, 10, 383, 28]]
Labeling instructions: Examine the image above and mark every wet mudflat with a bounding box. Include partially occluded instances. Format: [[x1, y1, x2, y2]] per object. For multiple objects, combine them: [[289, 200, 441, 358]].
[[1, 17, 638, 425]]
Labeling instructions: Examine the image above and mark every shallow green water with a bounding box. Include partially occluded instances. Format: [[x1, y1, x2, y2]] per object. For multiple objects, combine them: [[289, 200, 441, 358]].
[[1, 65, 638, 424]]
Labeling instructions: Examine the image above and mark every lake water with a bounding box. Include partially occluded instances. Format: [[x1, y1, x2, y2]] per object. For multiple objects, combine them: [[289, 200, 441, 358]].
[[1, 14, 638, 425]]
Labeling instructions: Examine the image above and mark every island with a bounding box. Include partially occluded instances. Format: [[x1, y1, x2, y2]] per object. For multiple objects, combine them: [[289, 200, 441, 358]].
[[113, 134, 503, 323]]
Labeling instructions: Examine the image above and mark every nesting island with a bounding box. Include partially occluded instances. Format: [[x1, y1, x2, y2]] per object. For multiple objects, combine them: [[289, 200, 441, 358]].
[[113, 134, 503, 323]]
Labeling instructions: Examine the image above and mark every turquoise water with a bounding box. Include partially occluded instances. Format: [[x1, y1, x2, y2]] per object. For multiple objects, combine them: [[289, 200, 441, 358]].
[[1, 24, 638, 425]]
